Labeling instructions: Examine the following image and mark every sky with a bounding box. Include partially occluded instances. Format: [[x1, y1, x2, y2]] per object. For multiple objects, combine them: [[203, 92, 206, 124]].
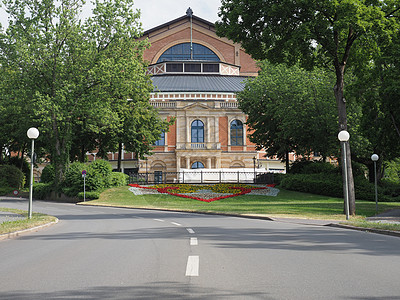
[[0, 0, 223, 31]]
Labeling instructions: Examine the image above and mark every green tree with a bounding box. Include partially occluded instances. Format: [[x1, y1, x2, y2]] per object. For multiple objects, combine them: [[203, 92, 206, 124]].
[[216, 0, 400, 215], [238, 61, 338, 170], [349, 32, 400, 181], [0, 0, 167, 190]]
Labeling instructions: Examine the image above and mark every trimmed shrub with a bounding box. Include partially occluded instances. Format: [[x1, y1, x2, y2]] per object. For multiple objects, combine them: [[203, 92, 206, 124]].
[[0, 164, 25, 189], [111, 172, 129, 187], [280, 173, 343, 198], [77, 191, 100, 200], [33, 182, 54, 200], [40, 164, 55, 183], [280, 172, 399, 202]]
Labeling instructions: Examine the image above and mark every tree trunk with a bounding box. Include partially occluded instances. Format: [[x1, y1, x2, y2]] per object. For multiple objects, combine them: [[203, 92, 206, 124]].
[[117, 142, 122, 172], [334, 65, 356, 216], [285, 150, 290, 173], [80, 144, 85, 163], [19, 147, 25, 170]]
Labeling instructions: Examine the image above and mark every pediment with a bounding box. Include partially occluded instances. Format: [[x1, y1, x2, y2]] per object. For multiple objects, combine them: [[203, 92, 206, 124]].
[[182, 102, 211, 110]]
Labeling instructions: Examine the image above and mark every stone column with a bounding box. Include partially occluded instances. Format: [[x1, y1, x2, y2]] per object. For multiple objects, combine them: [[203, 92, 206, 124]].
[[207, 157, 212, 169], [186, 116, 190, 143], [186, 157, 191, 169]]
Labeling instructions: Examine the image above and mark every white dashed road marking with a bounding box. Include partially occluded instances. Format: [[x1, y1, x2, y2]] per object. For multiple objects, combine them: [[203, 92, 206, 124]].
[[190, 237, 198, 246], [186, 228, 195, 234], [171, 222, 182, 226], [185, 256, 199, 276]]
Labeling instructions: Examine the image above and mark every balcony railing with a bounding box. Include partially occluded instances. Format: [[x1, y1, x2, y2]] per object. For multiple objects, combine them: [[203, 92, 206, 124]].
[[150, 102, 176, 108], [177, 143, 221, 150]]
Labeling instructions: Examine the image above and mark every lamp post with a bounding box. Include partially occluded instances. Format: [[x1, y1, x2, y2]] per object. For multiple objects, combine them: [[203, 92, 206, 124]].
[[371, 154, 379, 214], [27, 127, 39, 219], [338, 130, 350, 220]]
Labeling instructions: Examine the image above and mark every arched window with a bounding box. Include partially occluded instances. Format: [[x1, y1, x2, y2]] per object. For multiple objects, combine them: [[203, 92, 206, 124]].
[[157, 43, 220, 62], [230, 120, 243, 146], [191, 161, 205, 169], [191, 120, 204, 143], [155, 131, 165, 146]]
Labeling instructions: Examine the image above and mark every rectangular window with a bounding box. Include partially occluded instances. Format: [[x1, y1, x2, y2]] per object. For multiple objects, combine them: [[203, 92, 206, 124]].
[[166, 63, 183, 72], [155, 132, 165, 146], [203, 64, 219, 73], [184, 63, 201, 72]]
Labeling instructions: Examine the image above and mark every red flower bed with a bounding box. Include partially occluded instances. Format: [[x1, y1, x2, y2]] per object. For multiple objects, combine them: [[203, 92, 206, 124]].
[[128, 184, 268, 203]]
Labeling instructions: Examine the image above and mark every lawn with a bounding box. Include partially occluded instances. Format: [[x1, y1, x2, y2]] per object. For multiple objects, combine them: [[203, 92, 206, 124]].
[[82, 185, 400, 221], [0, 207, 57, 235]]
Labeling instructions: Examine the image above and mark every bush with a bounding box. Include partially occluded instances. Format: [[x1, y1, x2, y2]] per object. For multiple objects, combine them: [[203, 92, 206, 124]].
[[6, 157, 30, 186], [0, 164, 26, 189], [280, 173, 343, 198], [290, 160, 337, 175], [273, 173, 285, 185], [40, 164, 55, 183], [289, 160, 313, 174], [63, 162, 86, 195], [111, 172, 129, 187], [0, 187, 14, 196], [77, 191, 100, 200], [85, 160, 113, 191], [33, 182, 54, 200], [61, 160, 115, 197]]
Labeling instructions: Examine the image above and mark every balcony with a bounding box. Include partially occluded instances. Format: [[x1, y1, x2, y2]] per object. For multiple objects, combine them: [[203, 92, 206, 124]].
[[177, 142, 221, 150]]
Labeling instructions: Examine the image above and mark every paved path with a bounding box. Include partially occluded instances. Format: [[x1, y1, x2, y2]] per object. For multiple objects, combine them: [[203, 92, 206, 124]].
[[367, 208, 400, 224]]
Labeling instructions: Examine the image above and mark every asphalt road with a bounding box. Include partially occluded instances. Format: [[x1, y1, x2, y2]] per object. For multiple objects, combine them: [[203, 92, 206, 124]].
[[0, 198, 399, 299]]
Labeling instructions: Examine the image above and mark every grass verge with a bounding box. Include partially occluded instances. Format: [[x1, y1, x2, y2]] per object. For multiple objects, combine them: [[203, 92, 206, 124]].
[[342, 219, 400, 232], [81, 186, 400, 224], [0, 207, 57, 235]]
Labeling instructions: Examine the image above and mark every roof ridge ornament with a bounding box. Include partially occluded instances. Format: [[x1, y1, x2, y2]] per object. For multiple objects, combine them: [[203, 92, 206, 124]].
[[186, 7, 194, 60], [186, 7, 193, 17]]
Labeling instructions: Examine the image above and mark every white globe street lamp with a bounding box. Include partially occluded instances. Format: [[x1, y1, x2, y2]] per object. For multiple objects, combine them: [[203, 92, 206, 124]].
[[27, 127, 39, 219], [338, 130, 350, 220], [371, 154, 379, 214]]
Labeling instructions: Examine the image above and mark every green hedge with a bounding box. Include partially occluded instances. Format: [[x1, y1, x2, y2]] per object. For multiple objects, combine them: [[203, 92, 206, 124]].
[[280, 173, 400, 202], [33, 182, 54, 200], [77, 191, 100, 200], [280, 173, 343, 198]]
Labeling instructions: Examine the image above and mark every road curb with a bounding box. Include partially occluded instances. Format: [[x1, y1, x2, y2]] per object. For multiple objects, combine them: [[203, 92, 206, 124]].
[[327, 223, 400, 238], [0, 219, 59, 241]]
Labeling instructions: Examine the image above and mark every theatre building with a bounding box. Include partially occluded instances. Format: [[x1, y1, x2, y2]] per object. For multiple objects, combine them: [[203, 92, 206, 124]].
[[106, 9, 286, 182]]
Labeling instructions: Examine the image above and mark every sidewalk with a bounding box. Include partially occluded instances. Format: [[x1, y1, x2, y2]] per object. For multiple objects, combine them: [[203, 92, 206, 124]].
[[366, 208, 400, 224]]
